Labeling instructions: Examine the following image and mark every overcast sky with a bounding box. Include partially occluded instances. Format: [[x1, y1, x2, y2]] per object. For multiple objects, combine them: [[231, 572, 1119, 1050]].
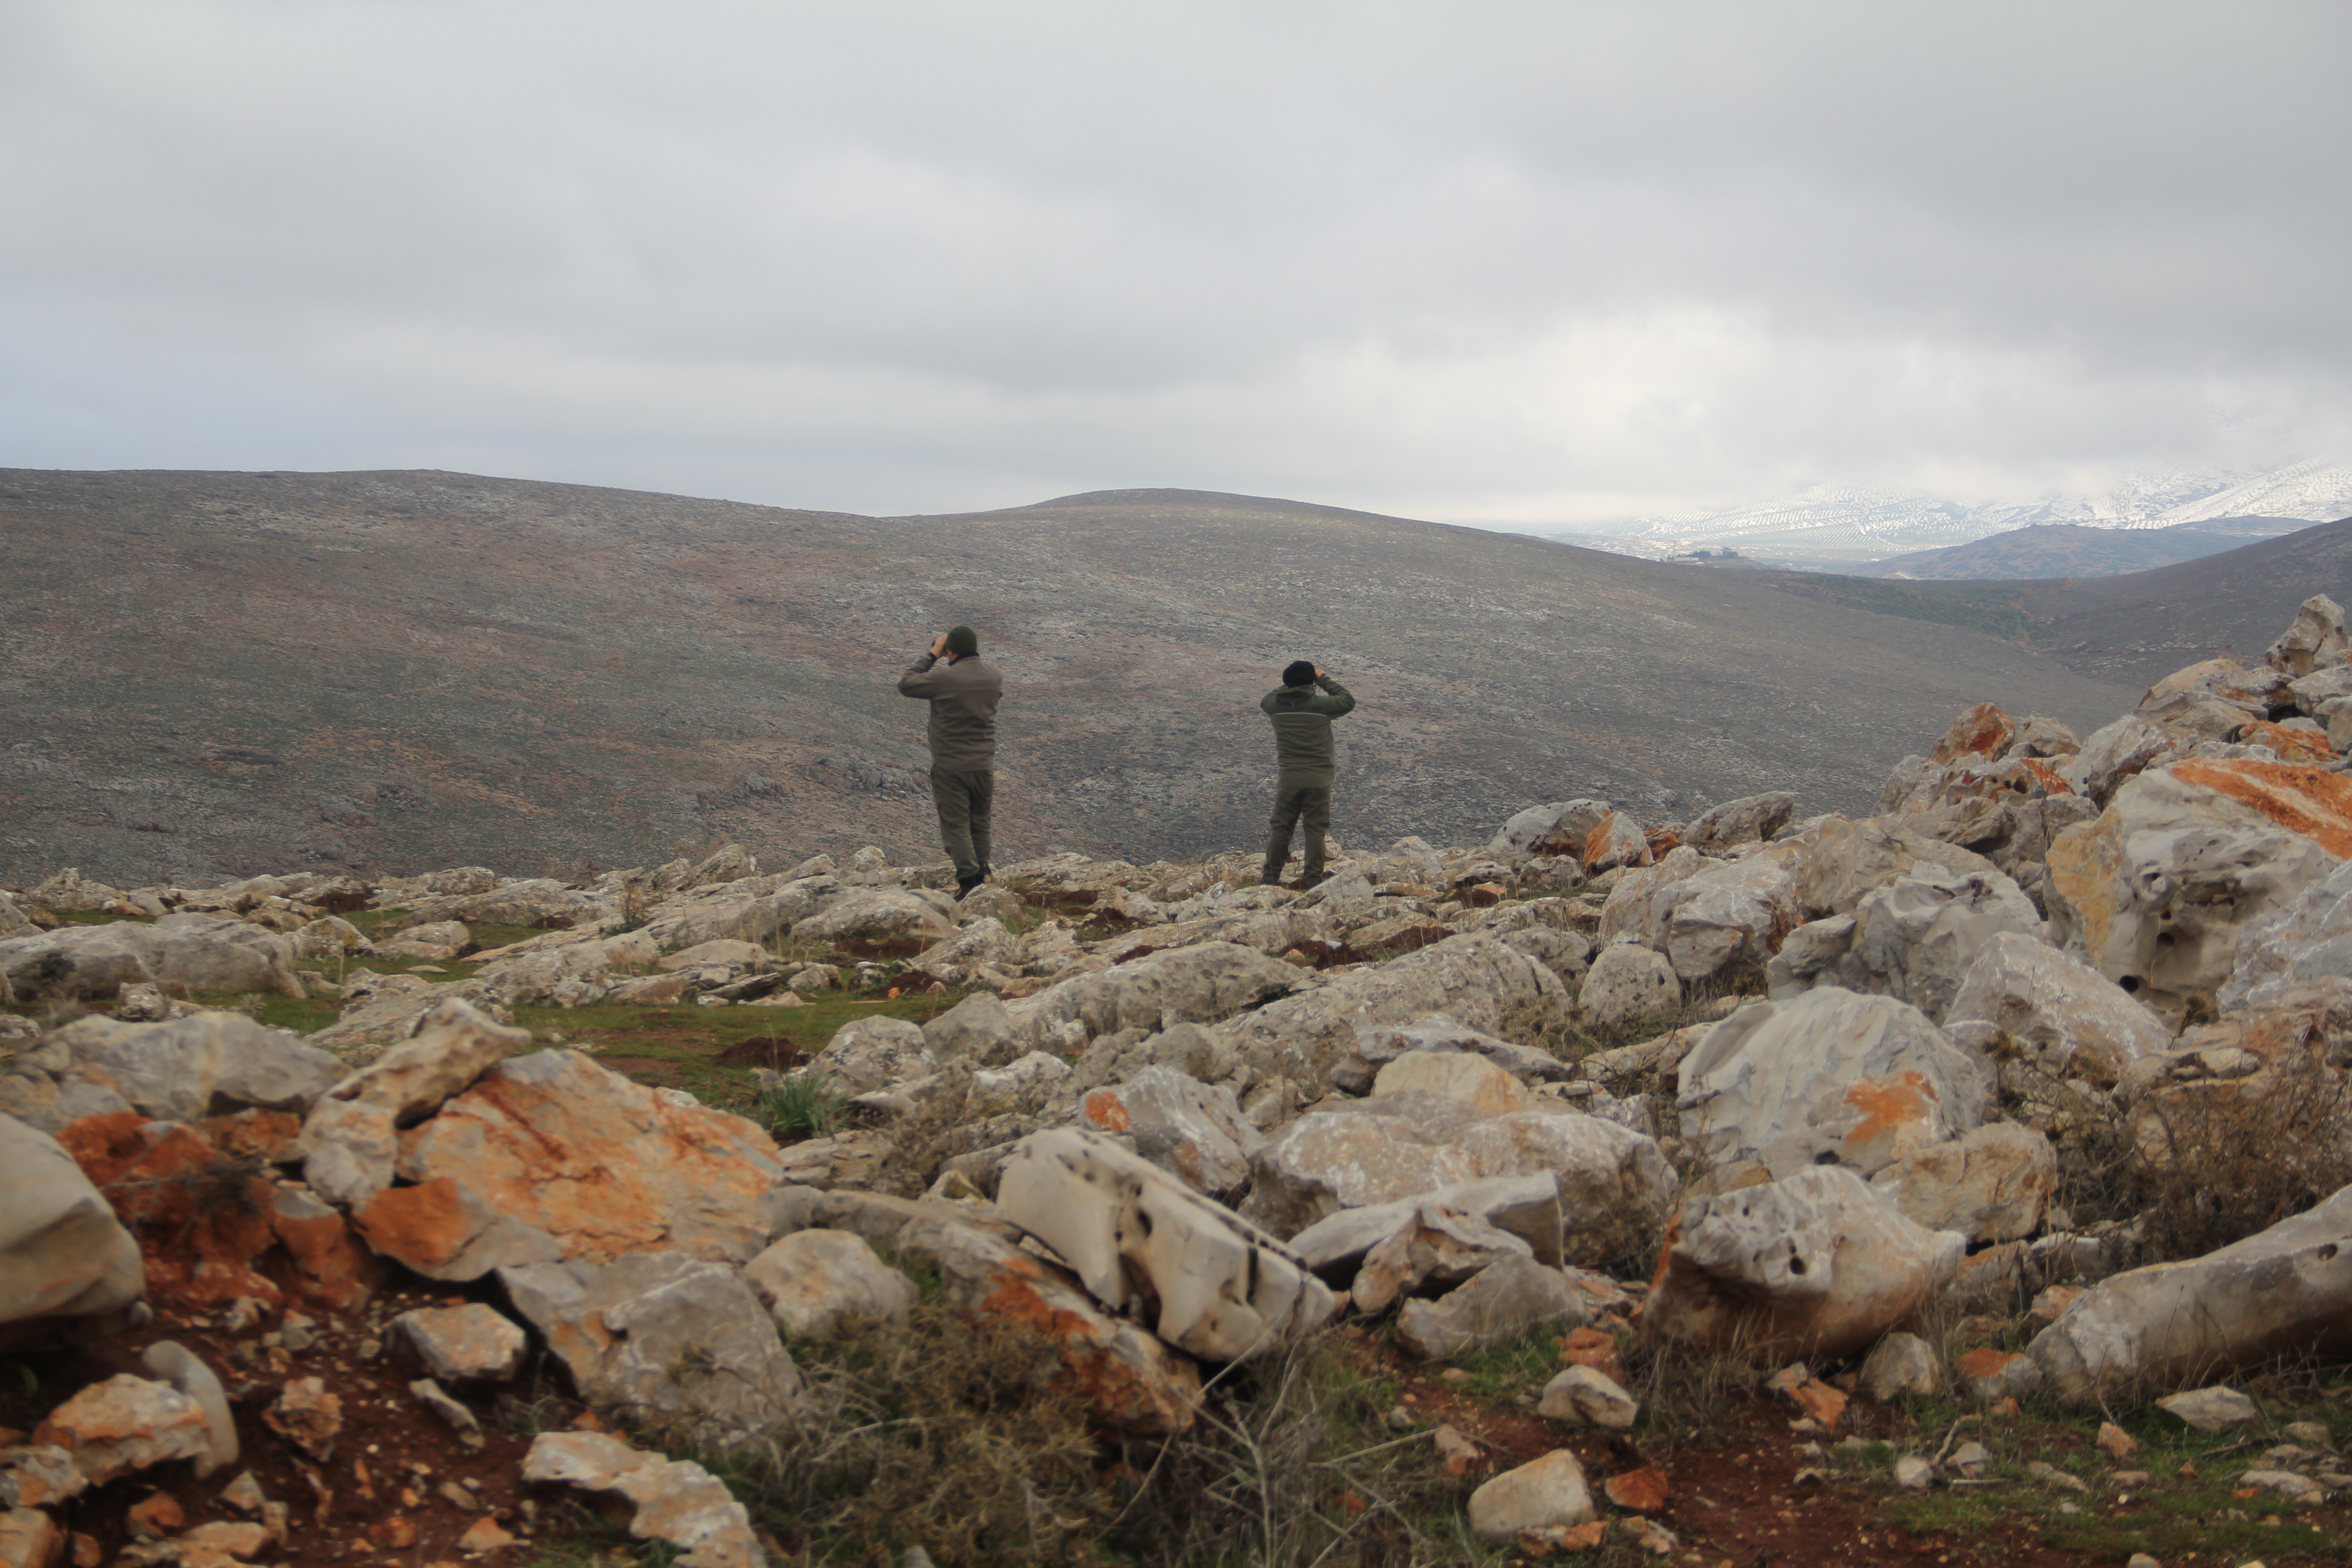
[[4, 1, 2347, 524]]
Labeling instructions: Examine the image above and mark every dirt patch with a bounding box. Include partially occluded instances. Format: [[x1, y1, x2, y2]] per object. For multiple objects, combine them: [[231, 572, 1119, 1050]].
[[713, 1036, 810, 1071], [0, 1284, 560, 1568]]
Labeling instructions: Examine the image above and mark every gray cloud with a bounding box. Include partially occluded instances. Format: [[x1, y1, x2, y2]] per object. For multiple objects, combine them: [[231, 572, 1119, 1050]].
[[3, 0, 2347, 520]]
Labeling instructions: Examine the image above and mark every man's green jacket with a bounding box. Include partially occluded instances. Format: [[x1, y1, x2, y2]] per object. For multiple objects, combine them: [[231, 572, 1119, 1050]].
[[1261, 675, 1355, 788], [899, 653, 1003, 770]]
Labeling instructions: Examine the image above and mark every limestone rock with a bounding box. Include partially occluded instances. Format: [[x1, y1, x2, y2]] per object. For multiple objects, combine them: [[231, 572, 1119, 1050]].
[[0, 914, 301, 1003], [1836, 866, 2044, 1023], [1582, 812, 1652, 874], [314, 998, 527, 1124], [1372, 1051, 1531, 1118], [2027, 1183, 2352, 1405], [1579, 941, 1681, 1027], [1792, 815, 2005, 921], [1073, 1066, 1261, 1200], [793, 1017, 936, 1097], [742, 1229, 918, 1339], [2220, 854, 2352, 1014], [920, 991, 1021, 1065], [2047, 760, 2352, 1011], [1009, 942, 1307, 1053], [1288, 1174, 1566, 1273], [1466, 1450, 1594, 1539], [996, 1129, 1333, 1363], [871, 1208, 1203, 1434], [16, 1013, 341, 1132], [2156, 1385, 2261, 1431], [1220, 932, 1571, 1094], [2266, 593, 2351, 676], [1642, 1165, 1965, 1362], [1857, 1331, 1941, 1399], [499, 1251, 804, 1446], [1683, 792, 1798, 854], [1536, 1365, 1637, 1428], [792, 889, 955, 947], [1348, 1203, 1534, 1315], [390, 1303, 528, 1383], [303, 974, 517, 1056], [521, 1431, 762, 1568], [1455, 1112, 1680, 1269], [139, 1342, 236, 1478], [1394, 1256, 1587, 1359], [1870, 1121, 2057, 1243], [299, 1098, 400, 1210], [1944, 931, 2170, 1086], [34, 1375, 212, 1485], [1490, 800, 1612, 866], [0, 1112, 147, 1339], [1330, 1014, 1576, 1096], [1675, 987, 1989, 1179], [0, 1446, 84, 1509], [356, 1049, 782, 1279]]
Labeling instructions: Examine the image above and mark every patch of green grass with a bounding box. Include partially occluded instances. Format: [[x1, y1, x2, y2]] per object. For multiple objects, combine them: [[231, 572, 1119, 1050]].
[[43, 908, 152, 926], [760, 1076, 850, 1139], [1442, 1326, 1563, 1401]]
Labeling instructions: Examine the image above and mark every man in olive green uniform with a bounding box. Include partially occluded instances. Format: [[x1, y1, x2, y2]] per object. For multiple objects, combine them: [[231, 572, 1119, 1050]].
[[1260, 658, 1354, 887], [898, 625, 1004, 898]]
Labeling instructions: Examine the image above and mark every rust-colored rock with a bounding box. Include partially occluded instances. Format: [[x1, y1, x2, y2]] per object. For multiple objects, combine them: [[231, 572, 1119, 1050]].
[[2240, 720, 2335, 764], [1602, 1465, 1669, 1513], [262, 1377, 343, 1460], [33, 1375, 212, 1485], [357, 1050, 784, 1280], [1929, 703, 2016, 764], [126, 1493, 184, 1539], [1558, 1326, 1622, 1385]]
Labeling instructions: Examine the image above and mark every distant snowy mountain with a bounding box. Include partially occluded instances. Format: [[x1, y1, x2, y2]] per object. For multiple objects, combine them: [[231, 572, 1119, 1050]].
[[1522, 458, 2349, 569]]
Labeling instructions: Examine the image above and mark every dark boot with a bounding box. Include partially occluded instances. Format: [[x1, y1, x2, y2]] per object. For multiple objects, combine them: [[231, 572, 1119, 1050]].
[[956, 874, 985, 899]]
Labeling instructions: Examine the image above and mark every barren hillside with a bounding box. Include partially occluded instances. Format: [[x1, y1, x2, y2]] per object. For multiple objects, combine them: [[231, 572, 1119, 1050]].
[[0, 470, 2138, 885]]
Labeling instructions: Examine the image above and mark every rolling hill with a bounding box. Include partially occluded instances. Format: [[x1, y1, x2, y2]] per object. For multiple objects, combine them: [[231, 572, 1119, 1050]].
[[0, 470, 2141, 886]]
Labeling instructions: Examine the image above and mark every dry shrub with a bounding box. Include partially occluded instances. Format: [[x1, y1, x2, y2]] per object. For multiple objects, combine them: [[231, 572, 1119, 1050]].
[[720, 1300, 1111, 1566], [2125, 1057, 2352, 1262], [1105, 1333, 1488, 1568]]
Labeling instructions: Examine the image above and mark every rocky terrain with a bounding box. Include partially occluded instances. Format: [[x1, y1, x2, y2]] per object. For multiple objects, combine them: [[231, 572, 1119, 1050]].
[[0, 468, 2138, 889], [5, 596, 2352, 1564]]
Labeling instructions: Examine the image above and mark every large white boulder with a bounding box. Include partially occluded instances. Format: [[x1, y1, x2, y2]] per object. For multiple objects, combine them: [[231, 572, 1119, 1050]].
[[2220, 855, 2352, 1014], [2046, 760, 2352, 1011], [1490, 800, 1612, 866], [1219, 932, 1571, 1093], [742, 1230, 919, 1339], [1, 1011, 342, 1134], [0, 913, 302, 1002], [1675, 988, 1989, 1179], [791, 887, 955, 947], [792, 1016, 936, 1098], [1836, 865, 2044, 1023], [1603, 846, 1803, 983], [996, 1129, 1332, 1364], [1868, 1121, 2058, 1243], [1944, 931, 2171, 1086], [2027, 1182, 2352, 1405], [499, 1251, 804, 1447], [1642, 1165, 1965, 1362], [1072, 1065, 1262, 1200], [1009, 942, 1308, 1051], [1578, 941, 1681, 1027], [2265, 593, 2352, 676], [1682, 792, 1798, 854], [1, 1112, 147, 1342]]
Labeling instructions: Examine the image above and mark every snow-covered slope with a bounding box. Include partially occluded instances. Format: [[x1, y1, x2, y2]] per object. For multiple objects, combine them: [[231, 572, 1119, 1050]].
[[1530, 459, 2347, 568]]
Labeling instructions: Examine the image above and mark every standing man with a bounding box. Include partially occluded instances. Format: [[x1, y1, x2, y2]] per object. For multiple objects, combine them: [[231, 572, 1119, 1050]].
[[1260, 658, 1354, 887], [898, 625, 1003, 898]]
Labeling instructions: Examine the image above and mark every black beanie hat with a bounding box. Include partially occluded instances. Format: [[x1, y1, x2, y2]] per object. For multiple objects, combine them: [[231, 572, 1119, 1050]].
[[946, 625, 980, 657], [1283, 659, 1317, 686]]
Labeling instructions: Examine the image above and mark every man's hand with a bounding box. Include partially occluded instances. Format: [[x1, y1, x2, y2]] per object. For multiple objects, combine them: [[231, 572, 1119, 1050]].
[[930, 633, 950, 659], [1315, 667, 1327, 679]]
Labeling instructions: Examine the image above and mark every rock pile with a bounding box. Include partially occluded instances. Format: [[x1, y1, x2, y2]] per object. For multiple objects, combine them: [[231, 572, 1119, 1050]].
[[6, 597, 2352, 1557]]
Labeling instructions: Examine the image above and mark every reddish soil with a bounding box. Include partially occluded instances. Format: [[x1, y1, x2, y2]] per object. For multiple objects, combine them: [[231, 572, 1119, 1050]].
[[1328, 1331, 2352, 1568], [0, 1282, 588, 1568]]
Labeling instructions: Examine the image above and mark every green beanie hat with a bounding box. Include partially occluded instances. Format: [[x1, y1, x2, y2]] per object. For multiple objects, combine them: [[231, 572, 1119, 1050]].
[[946, 625, 980, 657]]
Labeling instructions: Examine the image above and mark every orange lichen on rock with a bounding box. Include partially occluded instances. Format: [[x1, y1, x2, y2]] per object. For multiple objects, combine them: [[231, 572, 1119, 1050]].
[[1928, 702, 2015, 764], [2168, 760, 2352, 858], [2239, 720, 2335, 765], [1080, 1089, 1134, 1134], [1838, 1071, 1940, 1165]]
